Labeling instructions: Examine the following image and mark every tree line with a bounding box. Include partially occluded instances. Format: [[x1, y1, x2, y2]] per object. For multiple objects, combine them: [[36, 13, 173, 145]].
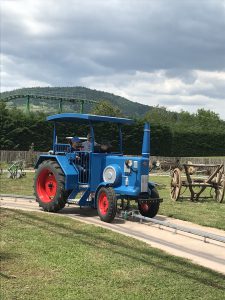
[[0, 101, 224, 156]]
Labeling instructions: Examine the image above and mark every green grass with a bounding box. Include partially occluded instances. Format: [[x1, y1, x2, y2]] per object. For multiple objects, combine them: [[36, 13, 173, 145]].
[[1, 208, 225, 300], [151, 175, 225, 230], [0, 162, 9, 169], [0, 173, 34, 195], [1, 172, 225, 230]]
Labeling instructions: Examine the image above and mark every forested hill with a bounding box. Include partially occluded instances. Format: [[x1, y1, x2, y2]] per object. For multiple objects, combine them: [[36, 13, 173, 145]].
[[0, 86, 151, 117]]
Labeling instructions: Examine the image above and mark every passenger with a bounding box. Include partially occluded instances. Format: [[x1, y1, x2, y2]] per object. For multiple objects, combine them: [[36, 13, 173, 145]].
[[82, 133, 111, 152], [82, 133, 97, 152]]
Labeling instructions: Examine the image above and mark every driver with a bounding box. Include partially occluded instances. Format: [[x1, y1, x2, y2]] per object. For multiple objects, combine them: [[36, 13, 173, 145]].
[[70, 136, 81, 151]]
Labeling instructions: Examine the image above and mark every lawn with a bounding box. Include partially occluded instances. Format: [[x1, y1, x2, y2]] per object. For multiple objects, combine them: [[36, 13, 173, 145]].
[[150, 175, 225, 230], [1, 208, 225, 300], [0, 172, 225, 230], [0, 172, 34, 195]]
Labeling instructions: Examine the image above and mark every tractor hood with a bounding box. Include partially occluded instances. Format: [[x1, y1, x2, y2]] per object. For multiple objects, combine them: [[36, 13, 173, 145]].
[[102, 155, 150, 196]]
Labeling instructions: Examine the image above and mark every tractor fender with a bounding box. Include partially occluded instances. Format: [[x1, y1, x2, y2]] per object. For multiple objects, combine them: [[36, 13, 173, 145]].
[[148, 181, 156, 190], [35, 155, 56, 169], [35, 155, 78, 190]]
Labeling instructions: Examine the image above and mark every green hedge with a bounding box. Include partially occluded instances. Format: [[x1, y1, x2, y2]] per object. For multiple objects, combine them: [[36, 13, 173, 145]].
[[0, 103, 224, 156]]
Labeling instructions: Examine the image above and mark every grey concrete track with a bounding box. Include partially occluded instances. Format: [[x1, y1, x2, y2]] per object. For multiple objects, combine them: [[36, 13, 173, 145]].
[[1, 196, 225, 275]]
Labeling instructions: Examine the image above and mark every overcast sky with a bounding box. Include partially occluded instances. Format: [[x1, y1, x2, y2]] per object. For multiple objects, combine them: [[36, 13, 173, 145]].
[[1, 0, 225, 119]]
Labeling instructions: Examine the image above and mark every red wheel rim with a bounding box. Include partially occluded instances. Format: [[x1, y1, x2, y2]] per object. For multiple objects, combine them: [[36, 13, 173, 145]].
[[37, 169, 57, 203], [98, 192, 109, 215], [140, 203, 150, 212]]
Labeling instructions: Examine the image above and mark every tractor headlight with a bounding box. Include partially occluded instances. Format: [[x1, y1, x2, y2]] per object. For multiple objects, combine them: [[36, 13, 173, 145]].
[[103, 164, 122, 186]]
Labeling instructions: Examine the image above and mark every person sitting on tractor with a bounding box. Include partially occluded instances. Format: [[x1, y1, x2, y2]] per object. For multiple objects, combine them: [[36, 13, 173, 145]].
[[70, 136, 86, 174], [82, 133, 111, 152], [81, 133, 97, 152], [70, 136, 81, 152]]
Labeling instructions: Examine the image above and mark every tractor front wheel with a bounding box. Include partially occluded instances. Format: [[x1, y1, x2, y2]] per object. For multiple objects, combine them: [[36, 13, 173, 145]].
[[97, 187, 117, 223], [34, 160, 67, 212], [138, 187, 160, 218]]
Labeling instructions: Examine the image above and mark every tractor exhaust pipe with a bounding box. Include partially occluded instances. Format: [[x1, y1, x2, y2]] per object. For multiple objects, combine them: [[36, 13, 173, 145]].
[[142, 122, 150, 158]]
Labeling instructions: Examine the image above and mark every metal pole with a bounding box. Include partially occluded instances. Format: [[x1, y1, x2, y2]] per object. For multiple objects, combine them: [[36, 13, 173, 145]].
[[53, 122, 56, 152], [119, 125, 123, 154], [26, 95, 30, 114], [90, 123, 95, 152], [80, 100, 84, 113], [58, 99, 63, 113], [131, 213, 225, 244]]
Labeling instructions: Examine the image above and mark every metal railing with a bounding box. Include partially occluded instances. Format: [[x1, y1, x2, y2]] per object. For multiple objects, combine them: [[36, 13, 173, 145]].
[[54, 143, 71, 153], [74, 151, 90, 184], [129, 212, 225, 244], [51, 145, 90, 184], [1, 94, 97, 114]]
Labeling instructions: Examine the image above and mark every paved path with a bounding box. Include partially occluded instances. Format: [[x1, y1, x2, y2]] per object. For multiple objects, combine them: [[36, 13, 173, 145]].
[[1, 196, 225, 275]]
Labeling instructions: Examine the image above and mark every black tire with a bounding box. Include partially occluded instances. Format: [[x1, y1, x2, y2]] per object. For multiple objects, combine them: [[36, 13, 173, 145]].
[[34, 160, 67, 212], [138, 187, 160, 218], [97, 187, 117, 223]]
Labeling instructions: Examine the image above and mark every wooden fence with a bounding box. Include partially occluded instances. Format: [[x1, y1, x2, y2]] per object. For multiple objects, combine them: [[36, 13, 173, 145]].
[[1, 150, 224, 166], [151, 156, 225, 165], [0, 150, 47, 165]]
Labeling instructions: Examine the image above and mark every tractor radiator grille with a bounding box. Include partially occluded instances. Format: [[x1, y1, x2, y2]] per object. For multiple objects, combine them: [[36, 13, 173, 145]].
[[141, 175, 148, 192]]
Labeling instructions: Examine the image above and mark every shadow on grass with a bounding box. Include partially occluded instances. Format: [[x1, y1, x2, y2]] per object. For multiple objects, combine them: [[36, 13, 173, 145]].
[[5, 209, 225, 292], [0, 252, 17, 261], [0, 252, 19, 279], [0, 272, 14, 279]]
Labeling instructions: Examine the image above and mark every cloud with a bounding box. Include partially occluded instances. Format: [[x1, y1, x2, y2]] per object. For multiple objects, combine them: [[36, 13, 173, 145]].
[[79, 69, 225, 118], [1, 0, 225, 118]]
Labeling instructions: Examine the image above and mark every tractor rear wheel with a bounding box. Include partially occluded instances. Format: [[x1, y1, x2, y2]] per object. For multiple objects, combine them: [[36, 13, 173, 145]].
[[34, 160, 67, 212], [97, 187, 117, 223], [138, 187, 160, 218]]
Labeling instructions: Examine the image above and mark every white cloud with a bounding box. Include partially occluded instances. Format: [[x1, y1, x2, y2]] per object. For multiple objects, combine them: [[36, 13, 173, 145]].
[[79, 70, 225, 118], [0, 54, 50, 92], [1, 0, 225, 119]]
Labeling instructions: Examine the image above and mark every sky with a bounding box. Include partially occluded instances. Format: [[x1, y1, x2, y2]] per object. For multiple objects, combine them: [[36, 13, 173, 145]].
[[1, 0, 225, 119]]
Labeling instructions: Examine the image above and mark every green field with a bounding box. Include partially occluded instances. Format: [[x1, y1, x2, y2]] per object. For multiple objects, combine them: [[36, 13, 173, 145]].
[[1, 208, 225, 300], [0, 172, 34, 195], [0, 172, 224, 230], [151, 175, 225, 230]]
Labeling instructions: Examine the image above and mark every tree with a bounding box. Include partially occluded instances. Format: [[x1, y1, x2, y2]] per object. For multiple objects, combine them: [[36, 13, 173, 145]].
[[196, 109, 222, 131], [91, 101, 123, 117]]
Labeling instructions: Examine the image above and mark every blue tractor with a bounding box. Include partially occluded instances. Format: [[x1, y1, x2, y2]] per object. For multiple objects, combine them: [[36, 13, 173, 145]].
[[34, 113, 162, 222]]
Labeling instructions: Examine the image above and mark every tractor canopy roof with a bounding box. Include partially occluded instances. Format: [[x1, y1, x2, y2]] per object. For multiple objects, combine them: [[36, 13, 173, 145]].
[[47, 113, 134, 125]]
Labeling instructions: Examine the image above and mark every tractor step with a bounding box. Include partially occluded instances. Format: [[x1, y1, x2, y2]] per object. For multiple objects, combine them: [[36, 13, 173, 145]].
[[78, 184, 89, 189]]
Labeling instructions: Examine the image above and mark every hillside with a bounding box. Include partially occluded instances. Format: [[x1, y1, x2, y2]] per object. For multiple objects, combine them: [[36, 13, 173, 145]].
[[0, 86, 151, 117]]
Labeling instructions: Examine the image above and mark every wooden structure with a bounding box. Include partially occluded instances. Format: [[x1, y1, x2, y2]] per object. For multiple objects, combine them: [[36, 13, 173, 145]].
[[170, 163, 225, 202]]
